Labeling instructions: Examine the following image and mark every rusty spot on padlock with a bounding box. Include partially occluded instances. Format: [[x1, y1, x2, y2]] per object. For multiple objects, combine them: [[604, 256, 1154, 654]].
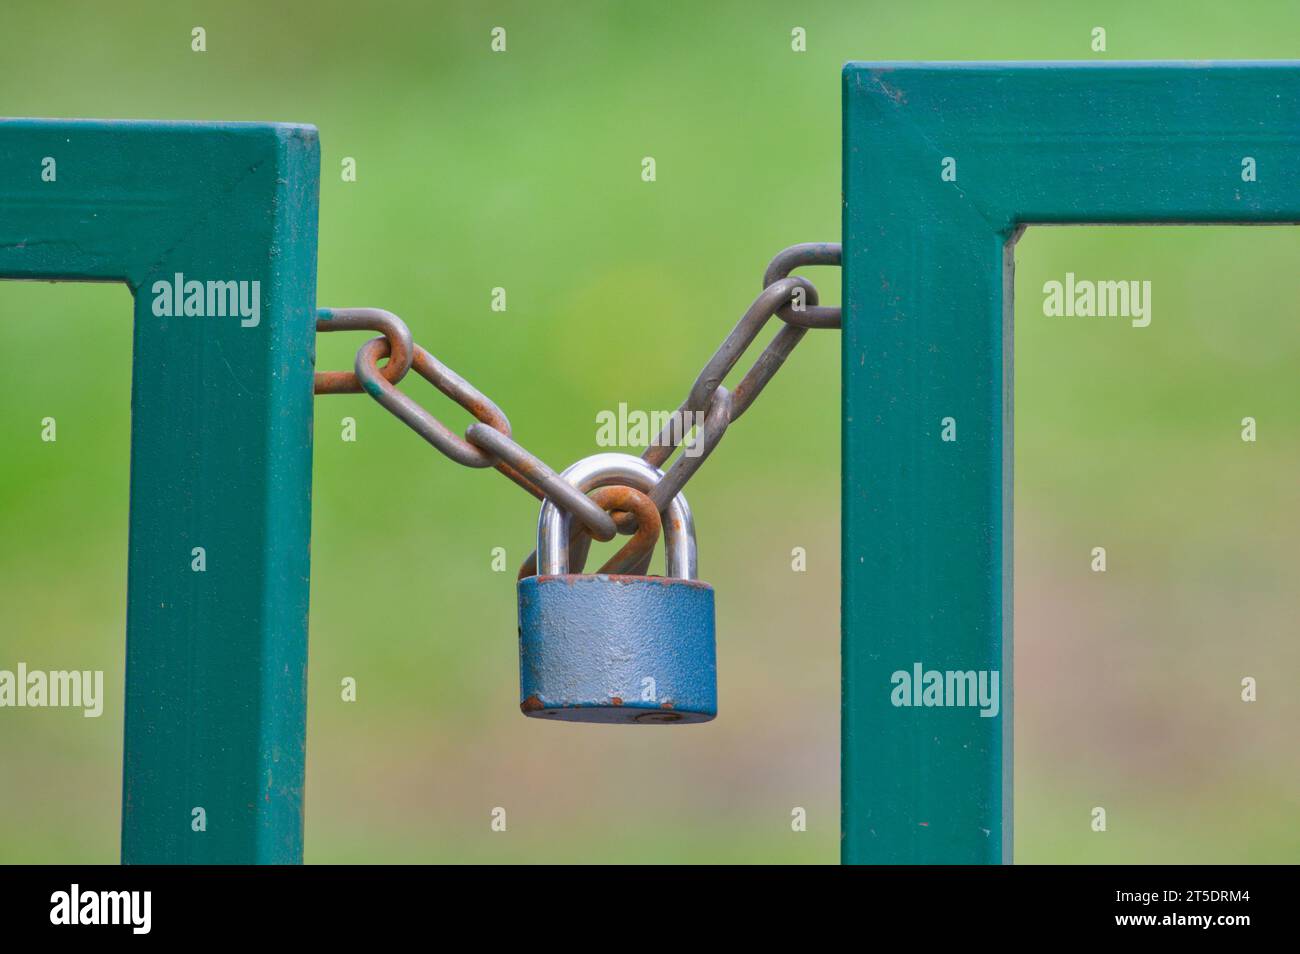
[[634, 711, 684, 723]]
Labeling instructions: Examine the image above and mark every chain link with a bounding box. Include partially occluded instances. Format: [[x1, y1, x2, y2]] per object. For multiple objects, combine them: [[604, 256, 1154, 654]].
[[315, 308, 414, 393], [315, 242, 841, 558]]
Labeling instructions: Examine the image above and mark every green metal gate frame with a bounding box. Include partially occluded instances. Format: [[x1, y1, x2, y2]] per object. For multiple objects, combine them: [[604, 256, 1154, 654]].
[[0, 119, 319, 863], [841, 61, 1300, 863], [5, 62, 1297, 866]]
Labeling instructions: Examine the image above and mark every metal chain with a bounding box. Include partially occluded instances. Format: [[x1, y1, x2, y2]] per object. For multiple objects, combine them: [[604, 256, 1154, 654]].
[[315, 242, 841, 555], [317, 308, 618, 541]]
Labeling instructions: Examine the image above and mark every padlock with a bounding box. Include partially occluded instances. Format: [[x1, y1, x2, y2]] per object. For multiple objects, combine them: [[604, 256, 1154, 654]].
[[517, 452, 717, 724]]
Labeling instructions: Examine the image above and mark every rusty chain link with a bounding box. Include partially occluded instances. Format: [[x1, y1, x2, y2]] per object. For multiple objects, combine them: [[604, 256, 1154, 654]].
[[314, 308, 414, 393], [315, 242, 841, 563]]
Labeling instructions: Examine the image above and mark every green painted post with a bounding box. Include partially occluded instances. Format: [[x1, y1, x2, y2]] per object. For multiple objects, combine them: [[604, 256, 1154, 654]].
[[0, 119, 320, 863], [841, 62, 1300, 863]]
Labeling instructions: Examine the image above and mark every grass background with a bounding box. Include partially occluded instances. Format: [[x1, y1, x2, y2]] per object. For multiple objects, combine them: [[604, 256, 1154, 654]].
[[0, 0, 1296, 863]]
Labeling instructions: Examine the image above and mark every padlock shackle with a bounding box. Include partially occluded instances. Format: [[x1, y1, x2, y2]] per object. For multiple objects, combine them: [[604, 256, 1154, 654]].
[[537, 452, 697, 579]]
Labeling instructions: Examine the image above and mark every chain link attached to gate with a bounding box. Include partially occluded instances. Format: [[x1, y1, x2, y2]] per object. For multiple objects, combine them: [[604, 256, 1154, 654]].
[[315, 242, 841, 561]]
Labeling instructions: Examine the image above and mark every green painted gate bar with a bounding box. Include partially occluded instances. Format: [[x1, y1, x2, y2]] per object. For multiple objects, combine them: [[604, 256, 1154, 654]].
[[841, 62, 1300, 863], [0, 119, 319, 863]]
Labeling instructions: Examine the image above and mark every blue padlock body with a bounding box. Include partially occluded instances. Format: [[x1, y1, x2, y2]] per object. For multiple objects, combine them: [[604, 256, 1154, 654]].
[[517, 574, 716, 724]]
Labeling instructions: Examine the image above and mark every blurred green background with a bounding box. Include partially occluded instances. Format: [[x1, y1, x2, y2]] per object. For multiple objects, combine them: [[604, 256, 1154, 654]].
[[0, 1, 1296, 863]]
